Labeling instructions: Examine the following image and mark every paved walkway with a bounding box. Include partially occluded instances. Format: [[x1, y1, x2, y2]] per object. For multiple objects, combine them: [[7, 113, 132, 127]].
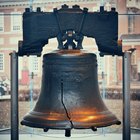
[[0, 134, 140, 140]]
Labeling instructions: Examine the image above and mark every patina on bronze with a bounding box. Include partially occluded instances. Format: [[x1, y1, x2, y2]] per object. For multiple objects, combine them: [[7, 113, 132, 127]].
[[21, 50, 120, 136], [20, 5, 121, 137]]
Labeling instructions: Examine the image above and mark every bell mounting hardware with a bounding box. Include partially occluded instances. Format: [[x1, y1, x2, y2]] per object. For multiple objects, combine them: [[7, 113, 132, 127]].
[[18, 4, 123, 56], [20, 5, 122, 137]]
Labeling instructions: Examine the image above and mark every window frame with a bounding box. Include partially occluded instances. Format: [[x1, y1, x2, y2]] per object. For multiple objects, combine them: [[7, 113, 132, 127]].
[[29, 56, 39, 73], [0, 12, 4, 32], [11, 12, 22, 32], [128, 12, 135, 34], [0, 53, 4, 72]]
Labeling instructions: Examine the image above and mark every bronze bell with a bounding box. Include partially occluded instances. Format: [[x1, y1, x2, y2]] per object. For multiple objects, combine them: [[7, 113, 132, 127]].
[[21, 50, 120, 136]]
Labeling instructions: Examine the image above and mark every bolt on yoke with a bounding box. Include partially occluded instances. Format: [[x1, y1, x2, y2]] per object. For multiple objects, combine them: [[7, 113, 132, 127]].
[[57, 29, 84, 50]]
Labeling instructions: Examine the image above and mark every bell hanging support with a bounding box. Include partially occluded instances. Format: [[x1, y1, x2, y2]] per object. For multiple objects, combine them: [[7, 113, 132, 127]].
[[19, 5, 123, 137]]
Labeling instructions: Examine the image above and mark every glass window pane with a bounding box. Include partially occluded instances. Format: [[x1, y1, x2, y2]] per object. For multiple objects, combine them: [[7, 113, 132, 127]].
[[0, 53, 4, 71], [0, 13, 4, 32], [11, 12, 22, 31]]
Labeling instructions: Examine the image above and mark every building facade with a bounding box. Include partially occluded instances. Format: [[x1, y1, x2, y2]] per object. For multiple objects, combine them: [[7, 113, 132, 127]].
[[0, 0, 140, 90]]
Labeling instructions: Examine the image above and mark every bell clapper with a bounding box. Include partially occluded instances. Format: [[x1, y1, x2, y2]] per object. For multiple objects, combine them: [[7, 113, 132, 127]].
[[65, 129, 71, 137]]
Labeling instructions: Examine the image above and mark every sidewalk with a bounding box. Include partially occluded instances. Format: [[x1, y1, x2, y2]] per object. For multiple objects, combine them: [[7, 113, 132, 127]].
[[0, 134, 140, 140]]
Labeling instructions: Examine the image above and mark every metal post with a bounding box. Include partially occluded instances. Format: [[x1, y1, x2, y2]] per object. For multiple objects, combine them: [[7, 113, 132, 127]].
[[29, 72, 34, 109], [10, 51, 19, 140], [123, 51, 131, 140]]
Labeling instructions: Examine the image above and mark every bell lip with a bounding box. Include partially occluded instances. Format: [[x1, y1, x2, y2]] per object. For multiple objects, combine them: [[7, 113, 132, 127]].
[[21, 119, 121, 130], [21, 110, 121, 129]]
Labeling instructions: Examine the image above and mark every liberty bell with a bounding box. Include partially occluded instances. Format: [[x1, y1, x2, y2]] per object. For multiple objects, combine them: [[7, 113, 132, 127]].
[[21, 49, 120, 136], [21, 50, 120, 137], [21, 5, 121, 137]]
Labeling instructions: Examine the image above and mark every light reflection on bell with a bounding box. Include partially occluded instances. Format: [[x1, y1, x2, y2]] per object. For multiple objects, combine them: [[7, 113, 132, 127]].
[[21, 50, 120, 136]]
